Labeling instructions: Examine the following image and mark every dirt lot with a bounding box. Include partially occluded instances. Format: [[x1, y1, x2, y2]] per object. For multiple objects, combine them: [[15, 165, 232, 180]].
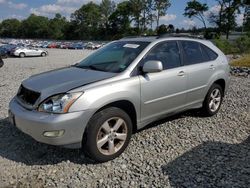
[[0, 49, 249, 187]]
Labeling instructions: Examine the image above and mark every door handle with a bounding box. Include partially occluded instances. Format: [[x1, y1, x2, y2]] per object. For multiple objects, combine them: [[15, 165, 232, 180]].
[[209, 64, 215, 70], [177, 71, 185, 76]]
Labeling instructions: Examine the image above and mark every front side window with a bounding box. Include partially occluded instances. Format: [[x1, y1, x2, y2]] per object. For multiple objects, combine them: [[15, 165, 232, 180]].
[[142, 41, 181, 70], [181, 41, 204, 65], [75, 41, 150, 73]]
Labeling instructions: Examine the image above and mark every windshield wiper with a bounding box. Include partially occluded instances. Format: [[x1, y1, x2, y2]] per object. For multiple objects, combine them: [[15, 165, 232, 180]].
[[74, 64, 105, 72]]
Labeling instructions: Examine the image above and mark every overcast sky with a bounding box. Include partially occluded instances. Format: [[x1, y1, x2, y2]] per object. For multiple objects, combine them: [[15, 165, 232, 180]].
[[0, 0, 244, 29]]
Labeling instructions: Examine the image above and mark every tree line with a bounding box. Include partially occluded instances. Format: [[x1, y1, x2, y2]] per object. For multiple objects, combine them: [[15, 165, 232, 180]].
[[0, 0, 249, 40]]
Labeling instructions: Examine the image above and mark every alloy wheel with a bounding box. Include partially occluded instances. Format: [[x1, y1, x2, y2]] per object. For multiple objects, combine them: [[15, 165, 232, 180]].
[[96, 117, 128, 155], [209, 88, 221, 112]]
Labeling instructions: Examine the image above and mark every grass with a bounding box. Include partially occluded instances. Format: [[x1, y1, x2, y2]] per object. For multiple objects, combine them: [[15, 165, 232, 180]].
[[230, 54, 250, 67]]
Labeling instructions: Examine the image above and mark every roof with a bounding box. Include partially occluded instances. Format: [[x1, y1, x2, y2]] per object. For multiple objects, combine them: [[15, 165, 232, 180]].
[[119, 34, 205, 43], [119, 36, 157, 42]]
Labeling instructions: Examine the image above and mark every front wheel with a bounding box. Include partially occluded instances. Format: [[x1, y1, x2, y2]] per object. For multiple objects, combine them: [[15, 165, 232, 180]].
[[19, 53, 25, 58], [83, 107, 132, 162], [41, 52, 46, 57], [201, 84, 223, 116]]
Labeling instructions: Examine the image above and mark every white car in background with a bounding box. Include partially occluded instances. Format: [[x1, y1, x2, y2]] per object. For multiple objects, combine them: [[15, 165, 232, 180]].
[[13, 47, 48, 58]]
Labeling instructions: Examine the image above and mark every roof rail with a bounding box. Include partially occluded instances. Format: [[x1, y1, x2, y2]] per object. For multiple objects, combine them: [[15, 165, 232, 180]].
[[157, 33, 204, 39], [121, 35, 158, 39]]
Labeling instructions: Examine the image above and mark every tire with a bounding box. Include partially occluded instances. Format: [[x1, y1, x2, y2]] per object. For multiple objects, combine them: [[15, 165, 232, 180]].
[[201, 83, 223, 116], [19, 53, 25, 58], [41, 52, 46, 57], [83, 107, 132, 162]]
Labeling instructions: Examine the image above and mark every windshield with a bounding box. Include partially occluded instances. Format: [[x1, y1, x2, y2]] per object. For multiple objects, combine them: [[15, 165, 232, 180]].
[[75, 41, 150, 73]]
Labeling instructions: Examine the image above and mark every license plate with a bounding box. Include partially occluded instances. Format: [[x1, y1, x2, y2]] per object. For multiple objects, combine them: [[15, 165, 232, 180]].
[[8, 110, 15, 126]]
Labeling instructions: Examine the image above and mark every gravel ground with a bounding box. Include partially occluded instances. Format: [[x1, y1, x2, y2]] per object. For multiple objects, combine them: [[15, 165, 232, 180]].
[[0, 49, 249, 187]]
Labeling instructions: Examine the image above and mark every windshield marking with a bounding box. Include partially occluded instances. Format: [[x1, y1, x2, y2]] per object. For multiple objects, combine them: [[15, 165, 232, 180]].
[[123, 44, 140, 49]]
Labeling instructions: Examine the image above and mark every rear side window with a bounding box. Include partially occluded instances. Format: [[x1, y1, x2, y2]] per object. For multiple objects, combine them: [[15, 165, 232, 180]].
[[201, 44, 218, 61], [181, 41, 204, 65], [142, 41, 181, 70]]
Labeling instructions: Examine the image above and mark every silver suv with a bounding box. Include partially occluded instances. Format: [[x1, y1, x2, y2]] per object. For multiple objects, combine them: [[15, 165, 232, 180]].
[[9, 36, 230, 162]]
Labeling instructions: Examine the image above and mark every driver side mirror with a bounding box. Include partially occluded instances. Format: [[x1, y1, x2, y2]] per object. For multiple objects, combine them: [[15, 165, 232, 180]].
[[142, 60, 163, 73]]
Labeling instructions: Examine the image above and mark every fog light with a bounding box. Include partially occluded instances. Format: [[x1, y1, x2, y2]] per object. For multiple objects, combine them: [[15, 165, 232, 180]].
[[43, 130, 65, 137]]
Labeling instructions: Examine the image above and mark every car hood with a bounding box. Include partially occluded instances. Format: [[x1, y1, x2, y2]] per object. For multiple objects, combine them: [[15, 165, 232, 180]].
[[22, 66, 117, 101]]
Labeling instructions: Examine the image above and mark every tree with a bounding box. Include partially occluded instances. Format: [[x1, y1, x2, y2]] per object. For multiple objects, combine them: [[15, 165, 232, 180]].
[[243, 0, 250, 31], [48, 13, 68, 39], [21, 14, 50, 38], [109, 1, 132, 38], [209, 0, 225, 36], [209, 0, 242, 39], [71, 2, 101, 39], [183, 1, 208, 29], [157, 24, 168, 35], [224, 0, 242, 39], [154, 0, 171, 29], [146, 0, 157, 30], [100, 0, 115, 37], [0, 19, 21, 38], [129, 0, 144, 33]]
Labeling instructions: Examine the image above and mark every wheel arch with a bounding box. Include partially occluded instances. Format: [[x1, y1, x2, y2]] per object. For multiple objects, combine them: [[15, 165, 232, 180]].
[[19, 52, 25, 56], [213, 79, 226, 96], [94, 100, 138, 133]]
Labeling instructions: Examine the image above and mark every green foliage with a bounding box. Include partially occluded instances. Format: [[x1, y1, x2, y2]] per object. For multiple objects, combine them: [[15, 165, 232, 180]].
[[0, 0, 172, 40], [48, 13, 68, 39], [235, 35, 250, 54], [214, 38, 234, 54], [209, 0, 242, 39], [71, 2, 101, 39], [184, 1, 208, 29], [0, 0, 244, 40], [0, 19, 21, 38], [157, 24, 168, 35], [21, 14, 50, 38], [154, 0, 171, 28], [243, 2, 250, 31], [109, 1, 133, 39], [214, 34, 250, 54]]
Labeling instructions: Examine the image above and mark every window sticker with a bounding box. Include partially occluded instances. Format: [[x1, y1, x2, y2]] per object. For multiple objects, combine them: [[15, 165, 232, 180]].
[[123, 44, 140, 48]]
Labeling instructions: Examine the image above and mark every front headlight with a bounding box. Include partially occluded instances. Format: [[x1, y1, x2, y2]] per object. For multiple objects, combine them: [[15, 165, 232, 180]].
[[38, 92, 82, 113]]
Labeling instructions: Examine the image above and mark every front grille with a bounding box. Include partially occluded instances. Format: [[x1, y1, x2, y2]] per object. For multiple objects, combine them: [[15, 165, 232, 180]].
[[17, 85, 40, 106]]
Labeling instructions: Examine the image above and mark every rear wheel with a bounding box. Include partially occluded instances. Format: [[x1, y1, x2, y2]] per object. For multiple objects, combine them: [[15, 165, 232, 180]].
[[83, 107, 132, 162], [19, 53, 25, 58], [201, 84, 223, 116]]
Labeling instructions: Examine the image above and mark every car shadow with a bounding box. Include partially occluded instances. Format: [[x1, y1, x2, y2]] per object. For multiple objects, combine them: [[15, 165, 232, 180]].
[[138, 108, 204, 133], [0, 117, 94, 165], [162, 136, 250, 187], [0, 109, 206, 166]]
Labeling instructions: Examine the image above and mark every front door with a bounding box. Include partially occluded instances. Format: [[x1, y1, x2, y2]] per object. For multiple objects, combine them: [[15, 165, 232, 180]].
[[139, 41, 187, 123]]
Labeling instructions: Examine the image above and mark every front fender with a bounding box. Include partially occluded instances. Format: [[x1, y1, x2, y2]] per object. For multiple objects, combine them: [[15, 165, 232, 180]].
[[69, 77, 141, 122]]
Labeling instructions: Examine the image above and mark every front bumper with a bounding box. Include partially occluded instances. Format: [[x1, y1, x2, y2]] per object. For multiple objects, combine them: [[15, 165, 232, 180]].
[[9, 98, 94, 148]]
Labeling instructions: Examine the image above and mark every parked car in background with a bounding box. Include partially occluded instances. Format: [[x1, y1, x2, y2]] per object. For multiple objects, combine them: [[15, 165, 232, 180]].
[[13, 47, 48, 58], [60, 42, 71, 49], [0, 47, 8, 58], [48, 43, 57, 48], [85, 42, 96, 50], [2, 44, 18, 55], [55, 42, 62, 48], [68, 43, 84, 49]]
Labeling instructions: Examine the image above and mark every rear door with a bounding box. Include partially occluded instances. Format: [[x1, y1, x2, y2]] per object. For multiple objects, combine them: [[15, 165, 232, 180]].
[[180, 41, 218, 105], [139, 41, 187, 123]]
